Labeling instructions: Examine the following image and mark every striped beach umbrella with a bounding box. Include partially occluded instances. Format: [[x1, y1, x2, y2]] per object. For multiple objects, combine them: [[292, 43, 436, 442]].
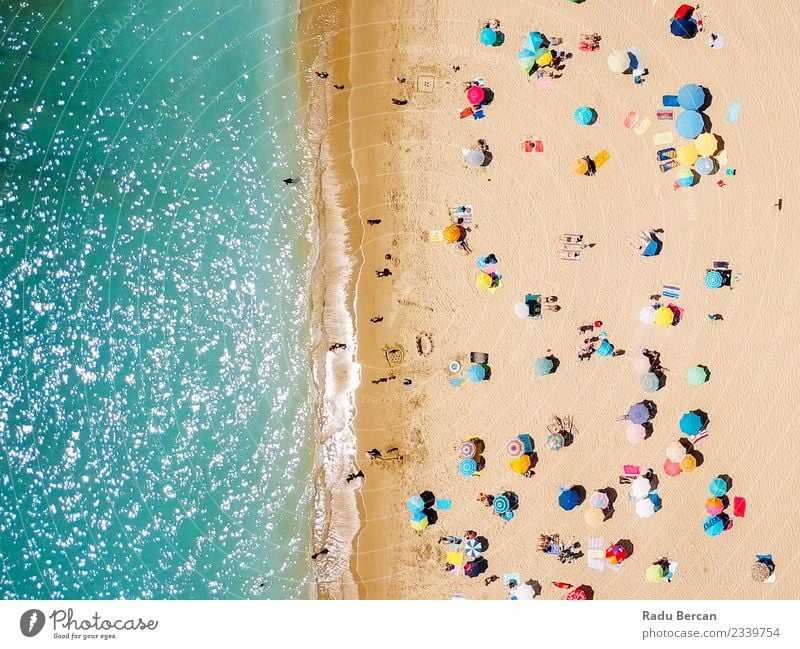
[[464, 539, 483, 558], [493, 494, 511, 514], [640, 372, 660, 393], [459, 458, 477, 477], [705, 270, 723, 289], [546, 432, 564, 451], [459, 440, 477, 458], [505, 438, 524, 458], [706, 497, 724, 515]]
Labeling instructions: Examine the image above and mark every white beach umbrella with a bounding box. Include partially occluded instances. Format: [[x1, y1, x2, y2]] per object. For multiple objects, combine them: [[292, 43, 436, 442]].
[[513, 583, 536, 600], [666, 441, 687, 463], [635, 498, 656, 518], [607, 50, 631, 73], [514, 302, 530, 319], [631, 352, 652, 374], [639, 306, 656, 325], [630, 476, 651, 500], [465, 149, 485, 167]]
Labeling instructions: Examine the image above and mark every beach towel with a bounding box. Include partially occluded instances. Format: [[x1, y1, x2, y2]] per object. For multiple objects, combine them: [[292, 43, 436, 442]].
[[458, 204, 474, 226], [472, 109, 485, 120], [449, 378, 465, 388], [656, 109, 674, 120], [652, 131, 674, 146], [692, 431, 710, 444], [594, 150, 610, 169], [633, 118, 652, 136], [727, 101, 741, 123], [535, 78, 556, 91], [623, 111, 639, 129], [428, 230, 444, 242], [662, 95, 680, 107], [623, 464, 640, 475], [587, 537, 605, 571], [733, 496, 746, 517], [447, 551, 464, 566], [662, 285, 681, 299], [534, 139, 543, 152], [436, 499, 451, 510], [665, 561, 678, 582], [503, 572, 522, 585], [459, 107, 473, 119]]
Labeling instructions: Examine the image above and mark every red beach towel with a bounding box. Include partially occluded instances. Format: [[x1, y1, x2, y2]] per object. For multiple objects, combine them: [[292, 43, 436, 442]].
[[733, 497, 746, 517]]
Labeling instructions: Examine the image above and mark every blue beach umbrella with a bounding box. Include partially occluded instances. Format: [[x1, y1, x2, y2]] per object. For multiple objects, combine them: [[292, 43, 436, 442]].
[[524, 31, 546, 52], [407, 495, 425, 513], [628, 403, 650, 425], [642, 239, 660, 257], [464, 539, 483, 558], [410, 510, 427, 522], [517, 50, 537, 74], [705, 270, 723, 289], [502, 510, 515, 521], [671, 18, 698, 39], [679, 411, 703, 436], [677, 84, 706, 110], [466, 364, 486, 383], [574, 106, 595, 125], [596, 340, 614, 357], [709, 477, 729, 497], [533, 356, 554, 376], [459, 458, 478, 477], [704, 515, 725, 536], [480, 28, 497, 46], [558, 488, 579, 511], [675, 167, 696, 187], [493, 494, 511, 514], [676, 110, 704, 139], [695, 156, 715, 175]]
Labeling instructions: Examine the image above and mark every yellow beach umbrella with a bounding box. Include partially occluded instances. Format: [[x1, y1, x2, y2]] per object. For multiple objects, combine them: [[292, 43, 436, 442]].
[[680, 454, 697, 472], [646, 564, 665, 583], [654, 306, 674, 328], [411, 517, 428, 531], [475, 273, 492, 290], [509, 455, 531, 475], [695, 132, 718, 157], [443, 224, 464, 243], [676, 143, 698, 166], [536, 50, 553, 67], [584, 507, 605, 527], [573, 158, 589, 175]]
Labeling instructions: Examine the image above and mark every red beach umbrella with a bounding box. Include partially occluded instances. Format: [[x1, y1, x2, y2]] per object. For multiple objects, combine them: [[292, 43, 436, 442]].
[[674, 4, 694, 20]]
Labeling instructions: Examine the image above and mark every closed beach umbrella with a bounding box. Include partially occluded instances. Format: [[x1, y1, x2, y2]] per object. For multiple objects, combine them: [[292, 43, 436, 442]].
[[459, 458, 478, 477], [695, 156, 715, 175], [676, 110, 704, 138], [704, 515, 725, 537], [459, 440, 477, 458], [678, 83, 706, 110], [666, 441, 687, 463], [535, 47, 553, 67], [706, 497, 724, 515], [655, 306, 675, 328], [476, 273, 492, 290], [640, 372, 660, 393], [704, 270, 723, 289], [480, 27, 497, 46], [630, 476, 651, 500], [687, 365, 709, 385], [464, 539, 483, 558], [635, 498, 656, 518], [493, 494, 511, 514], [596, 340, 614, 357], [574, 106, 594, 125], [572, 158, 590, 175], [679, 411, 703, 436], [671, 18, 698, 39], [607, 50, 631, 73], [628, 402, 650, 425], [534, 356, 554, 376], [709, 477, 728, 497], [514, 301, 531, 319], [525, 31, 546, 51], [680, 454, 697, 472], [695, 132, 718, 156], [465, 149, 485, 167], [466, 85, 485, 105], [546, 432, 564, 451], [663, 458, 682, 477], [675, 167, 696, 187], [646, 564, 665, 583], [505, 438, 524, 458], [509, 455, 531, 475], [559, 488, 580, 511], [639, 306, 656, 325], [584, 507, 605, 527], [443, 224, 465, 243], [590, 491, 609, 509], [407, 495, 425, 512], [676, 143, 699, 166], [632, 352, 652, 374], [625, 423, 647, 445], [466, 364, 486, 382]]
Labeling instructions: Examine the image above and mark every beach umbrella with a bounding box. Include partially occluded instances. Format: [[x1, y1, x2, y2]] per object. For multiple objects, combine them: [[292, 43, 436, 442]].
[[475, 273, 493, 291], [466, 85, 485, 105], [630, 476, 651, 500], [443, 224, 465, 243], [628, 402, 650, 425], [590, 491, 609, 509], [572, 158, 590, 175], [518, 433, 533, 453], [639, 306, 656, 325], [655, 306, 675, 328], [704, 515, 725, 537], [525, 31, 546, 52], [635, 498, 656, 518], [509, 455, 531, 475], [666, 441, 687, 463], [676, 143, 699, 166], [680, 454, 697, 472], [705, 270, 724, 289], [535, 47, 553, 67], [640, 372, 660, 393], [514, 301, 530, 319], [674, 4, 695, 20], [546, 432, 564, 451], [752, 561, 771, 582], [464, 539, 483, 558], [695, 132, 718, 156], [407, 495, 425, 512], [514, 583, 536, 599], [606, 544, 628, 564], [632, 352, 652, 374], [411, 516, 429, 531], [584, 507, 605, 527], [493, 494, 511, 514], [565, 587, 587, 600], [607, 50, 631, 73], [459, 458, 477, 477], [643, 239, 660, 257], [505, 438, 524, 458], [706, 497, 724, 515], [679, 411, 703, 436], [687, 365, 709, 385], [480, 27, 497, 46], [574, 106, 594, 125], [558, 488, 579, 511], [625, 423, 647, 445], [533, 356, 554, 376], [465, 149, 485, 167], [646, 564, 665, 583], [466, 364, 486, 382], [663, 458, 682, 477], [695, 156, 715, 175], [676, 110, 704, 138], [709, 477, 728, 497], [675, 167, 696, 187], [671, 18, 697, 39], [459, 440, 477, 458], [678, 83, 706, 110], [596, 340, 614, 357], [517, 51, 537, 74]]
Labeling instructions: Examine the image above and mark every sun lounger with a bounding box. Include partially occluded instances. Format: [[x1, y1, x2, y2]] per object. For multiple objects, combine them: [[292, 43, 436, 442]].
[[560, 250, 581, 261], [662, 95, 680, 107], [659, 160, 678, 172], [428, 230, 444, 242], [472, 109, 485, 120], [652, 131, 674, 146], [657, 147, 676, 161], [713, 261, 729, 269], [623, 111, 639, 129], [587, 537, 605, 571], [633, 118, 651, 135], [560, 234, 583, 244]]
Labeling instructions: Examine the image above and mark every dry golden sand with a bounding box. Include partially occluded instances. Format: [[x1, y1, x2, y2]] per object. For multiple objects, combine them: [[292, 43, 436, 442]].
[[308, 0, 800, 599]]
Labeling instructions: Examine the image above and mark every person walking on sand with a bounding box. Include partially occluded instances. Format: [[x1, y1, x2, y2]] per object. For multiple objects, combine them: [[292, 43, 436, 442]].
[[311, 548, 329, 559], [395, 76, 406, 83], [375, 268, 392, 277], [314, 71, 329, 79], [346, 470, 364, 483], [391, 98, 408, 106], [370, 316, 383, 323], [366, 449, 382, 460], [366, 219, 381, 225]]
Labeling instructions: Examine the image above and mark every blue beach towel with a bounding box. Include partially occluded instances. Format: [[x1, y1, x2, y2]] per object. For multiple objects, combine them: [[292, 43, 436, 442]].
[[503, 572, 522, 585], [727, 101, 741, 123], [436, 499, 452, 510], [662, 285, 681, 299]]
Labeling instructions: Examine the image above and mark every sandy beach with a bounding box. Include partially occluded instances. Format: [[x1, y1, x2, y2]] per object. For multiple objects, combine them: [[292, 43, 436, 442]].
[[304, 0, 800, 600]]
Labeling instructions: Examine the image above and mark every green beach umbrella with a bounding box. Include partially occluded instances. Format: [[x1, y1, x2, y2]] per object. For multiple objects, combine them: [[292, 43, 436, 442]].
[[533, 356, 554, 376], [640, 372, 660, 393], [687, 365, 708, 386], [517, 52, 537, 74], [645, 564, 665, 583]]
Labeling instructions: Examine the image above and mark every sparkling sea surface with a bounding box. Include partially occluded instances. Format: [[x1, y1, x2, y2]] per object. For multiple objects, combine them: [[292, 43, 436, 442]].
[[0, 0, 315, 598]]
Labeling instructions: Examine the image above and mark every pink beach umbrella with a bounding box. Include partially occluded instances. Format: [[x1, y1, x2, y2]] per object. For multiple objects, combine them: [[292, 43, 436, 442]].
[[589, 491, 609, 509], [663, 458, 682, 477], [625, 423, 647, 445], [466, 85, 485, 105]]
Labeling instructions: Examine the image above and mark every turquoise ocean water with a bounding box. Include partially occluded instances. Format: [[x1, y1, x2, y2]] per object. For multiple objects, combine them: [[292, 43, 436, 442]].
[[0, 0, 315, 598]]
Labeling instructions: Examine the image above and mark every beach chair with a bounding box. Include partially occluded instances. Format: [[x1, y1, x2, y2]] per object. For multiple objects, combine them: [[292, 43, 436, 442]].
[[662, 95, 680, 107], [594, 150, 610, 169], [657, 147, 676, 161], [633, 118, 651, 136], [459, 107, 473, 119], [525, 294, 542, 319], [587, 537, 605, 571], [428, 230, 444, 242], [560, 234, 583, 244], [659, 160, 678, 172], [560, 250, 581, 261], [652, 131, 674, 146], [623, 111, 639, 129]]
